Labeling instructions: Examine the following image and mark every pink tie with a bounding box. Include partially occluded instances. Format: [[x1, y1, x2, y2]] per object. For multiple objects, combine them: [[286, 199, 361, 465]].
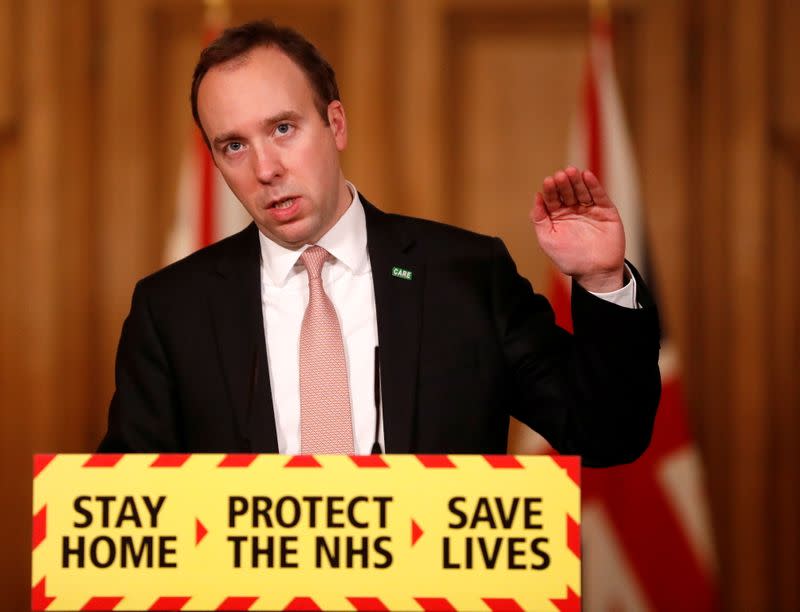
[[299, 246, 354, 454]]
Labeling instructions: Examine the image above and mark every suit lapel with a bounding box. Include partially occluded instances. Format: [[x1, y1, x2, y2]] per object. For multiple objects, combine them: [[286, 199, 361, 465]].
[[363, 199, 424, 453], [209, 224, 279, 452]]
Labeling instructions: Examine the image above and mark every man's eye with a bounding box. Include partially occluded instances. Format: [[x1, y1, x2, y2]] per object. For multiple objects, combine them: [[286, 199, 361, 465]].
[[226, 142, 243, 153], [276, 123, 292, 135]]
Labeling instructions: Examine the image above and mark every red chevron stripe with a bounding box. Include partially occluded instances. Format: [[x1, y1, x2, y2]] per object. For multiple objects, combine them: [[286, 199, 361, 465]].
[[350, 455, 389, 468], [33, 454, 56, 478], [81, 597, 123, 610], [414, 597, 456, 611], [567, 514, 581, 559], [31, 578, 56, 610], [550, 587, 581, 612], [196, 519, 208, 545], [218, 454, 258, 467], [347, 597, 389, 611], [415, 455, 455, 468], [482, 455, 523, 468], [411, 519, 423, 546], [83, 454, 123, 467], [482, 598, 524, 612], [285, 456, 322, 468], [284, 597, 321, 610], [216, 597, 258, 610], [32, 505, 46, 550], [149, 596, 191, 610], [550, 456, 580, 486], [150, 454, 190, 467]]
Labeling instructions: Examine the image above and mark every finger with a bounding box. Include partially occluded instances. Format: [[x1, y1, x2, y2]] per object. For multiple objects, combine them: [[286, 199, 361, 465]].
[[566, 166, 593, 205], [583, 170, 613, 207], [530, 192, 551, 225], [554, 170, 578, 206], [541, 176, 561, 214]]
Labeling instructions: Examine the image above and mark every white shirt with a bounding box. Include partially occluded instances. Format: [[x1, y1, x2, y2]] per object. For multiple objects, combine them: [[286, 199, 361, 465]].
[[259, 184, 636, 455]]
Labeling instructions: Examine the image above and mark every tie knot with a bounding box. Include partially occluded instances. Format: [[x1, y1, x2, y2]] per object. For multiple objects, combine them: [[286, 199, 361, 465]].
[[300, 246, 331, 280]]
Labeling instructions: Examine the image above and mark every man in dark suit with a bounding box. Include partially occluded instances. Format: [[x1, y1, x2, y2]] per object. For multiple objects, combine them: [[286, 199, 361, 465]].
[[98, 21, 660, 467]]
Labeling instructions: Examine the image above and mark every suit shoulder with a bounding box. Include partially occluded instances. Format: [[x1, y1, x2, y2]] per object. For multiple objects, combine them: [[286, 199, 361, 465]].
[[135, 224, 256, 295], [384, 211, 499, 253]]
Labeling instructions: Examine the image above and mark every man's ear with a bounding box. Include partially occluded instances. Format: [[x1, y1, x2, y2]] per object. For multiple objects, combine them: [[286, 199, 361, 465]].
[[327, 100, 348, 151]]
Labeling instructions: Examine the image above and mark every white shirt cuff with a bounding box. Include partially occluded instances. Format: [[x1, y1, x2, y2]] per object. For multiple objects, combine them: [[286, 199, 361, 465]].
[[587, 264, 638, 309]]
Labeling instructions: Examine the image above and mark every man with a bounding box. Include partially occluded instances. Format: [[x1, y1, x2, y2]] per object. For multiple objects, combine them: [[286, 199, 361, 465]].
[[98, 21, 661, 467]]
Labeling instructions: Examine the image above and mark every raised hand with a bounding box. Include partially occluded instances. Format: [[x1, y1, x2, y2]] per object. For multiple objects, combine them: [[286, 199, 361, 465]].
[[530, 167, 626, 293]]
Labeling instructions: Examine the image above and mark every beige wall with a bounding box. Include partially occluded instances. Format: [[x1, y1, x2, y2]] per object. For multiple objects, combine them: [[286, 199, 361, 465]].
[[1, 0, 798, 610]]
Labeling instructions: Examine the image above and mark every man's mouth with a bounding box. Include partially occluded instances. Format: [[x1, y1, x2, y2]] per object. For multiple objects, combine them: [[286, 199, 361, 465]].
[[269, 196, 297, 209]]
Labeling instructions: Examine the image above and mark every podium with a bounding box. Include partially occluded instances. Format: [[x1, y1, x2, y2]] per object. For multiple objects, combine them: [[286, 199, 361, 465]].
[[32, 454, 580, 611]]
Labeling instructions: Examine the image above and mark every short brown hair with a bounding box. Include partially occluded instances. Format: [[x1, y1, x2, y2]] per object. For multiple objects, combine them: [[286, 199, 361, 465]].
[[190, 20, 340, 148]]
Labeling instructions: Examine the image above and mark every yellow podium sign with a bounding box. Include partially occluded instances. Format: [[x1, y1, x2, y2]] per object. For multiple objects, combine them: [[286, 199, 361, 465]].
[[32, 454, 580, 611]]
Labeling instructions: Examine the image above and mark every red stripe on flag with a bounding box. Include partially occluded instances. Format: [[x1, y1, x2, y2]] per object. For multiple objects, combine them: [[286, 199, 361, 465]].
[[584, 56, 603, 184], [550, 587, 581, 612], [567, 514, 581, 559], [149, 597, 191, 610], [33, 454, 56, 478], [482, 598, 524, 612], [150, 454, 190, 467], [414, 598, 456, 612], [284, 456, 322, 468], [415, 455, 455, 468], [550, 456, 580, 486], [81, 597, 124, 610], [284, 597, 321, 611], [31, 578, 56, 610], [32, 505, 46, 550], [217, 454, 257, 467], [83, 454, 123, 467], [216, 597, 258, 610], [196, 129, 215, 247], [350, 455, 389, 468], [347, 597, 389, 611], [482, 455, 523, 468]]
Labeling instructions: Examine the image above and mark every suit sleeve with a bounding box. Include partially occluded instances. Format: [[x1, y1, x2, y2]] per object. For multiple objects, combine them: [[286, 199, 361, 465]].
[[97, 281, 182, 452], [490, 237, 661, 467]]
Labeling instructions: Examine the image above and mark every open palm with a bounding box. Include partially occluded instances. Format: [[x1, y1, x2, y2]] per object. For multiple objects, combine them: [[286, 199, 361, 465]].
[[530, 167, 625, 292]]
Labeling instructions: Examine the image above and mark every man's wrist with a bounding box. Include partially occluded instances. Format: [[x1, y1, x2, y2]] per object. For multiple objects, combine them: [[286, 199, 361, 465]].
[[574, 266, 627, 293]]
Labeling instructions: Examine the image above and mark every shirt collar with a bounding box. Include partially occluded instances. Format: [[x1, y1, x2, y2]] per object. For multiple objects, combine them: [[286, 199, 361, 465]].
[[258, 182, 369, 287]]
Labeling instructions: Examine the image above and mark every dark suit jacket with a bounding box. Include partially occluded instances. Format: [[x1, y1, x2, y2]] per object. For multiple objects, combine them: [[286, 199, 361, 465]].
[[98, 199, 661, 467]]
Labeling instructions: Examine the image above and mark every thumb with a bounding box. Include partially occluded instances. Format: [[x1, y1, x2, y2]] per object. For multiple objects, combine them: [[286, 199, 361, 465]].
[[530, 192, 550, 225]]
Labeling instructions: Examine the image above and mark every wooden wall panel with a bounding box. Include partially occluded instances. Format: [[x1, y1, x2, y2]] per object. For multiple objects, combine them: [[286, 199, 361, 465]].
[[56, 0, 95, 452], [769, 142, 800, 612], [725, 1, 770, 608], [1, 1, 95, 608], [21, 0, 59, 450], [449, 11, 585, 292], [769, 0, 800, 608], [0, 0, 13, 128], [690, 0, 733, 600], [396, 0, 448, 220], [95, 0, 157, 444]]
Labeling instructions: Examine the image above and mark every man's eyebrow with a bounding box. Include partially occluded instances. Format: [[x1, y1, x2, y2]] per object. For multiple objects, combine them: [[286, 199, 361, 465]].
[[260, 110, 302, 128], [211, 111, 303, 148], [212, 131, 242, 147]]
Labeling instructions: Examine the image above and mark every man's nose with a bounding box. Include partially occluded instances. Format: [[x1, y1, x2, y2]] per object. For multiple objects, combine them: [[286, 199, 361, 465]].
[[252, 146, 285, 184]]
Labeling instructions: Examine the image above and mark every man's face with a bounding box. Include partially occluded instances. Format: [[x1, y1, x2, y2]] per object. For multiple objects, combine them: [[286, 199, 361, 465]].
[[197, 46, 349, 249]]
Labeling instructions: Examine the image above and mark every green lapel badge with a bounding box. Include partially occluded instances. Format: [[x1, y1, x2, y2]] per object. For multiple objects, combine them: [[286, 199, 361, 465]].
[[391, 266, 413, 281]]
